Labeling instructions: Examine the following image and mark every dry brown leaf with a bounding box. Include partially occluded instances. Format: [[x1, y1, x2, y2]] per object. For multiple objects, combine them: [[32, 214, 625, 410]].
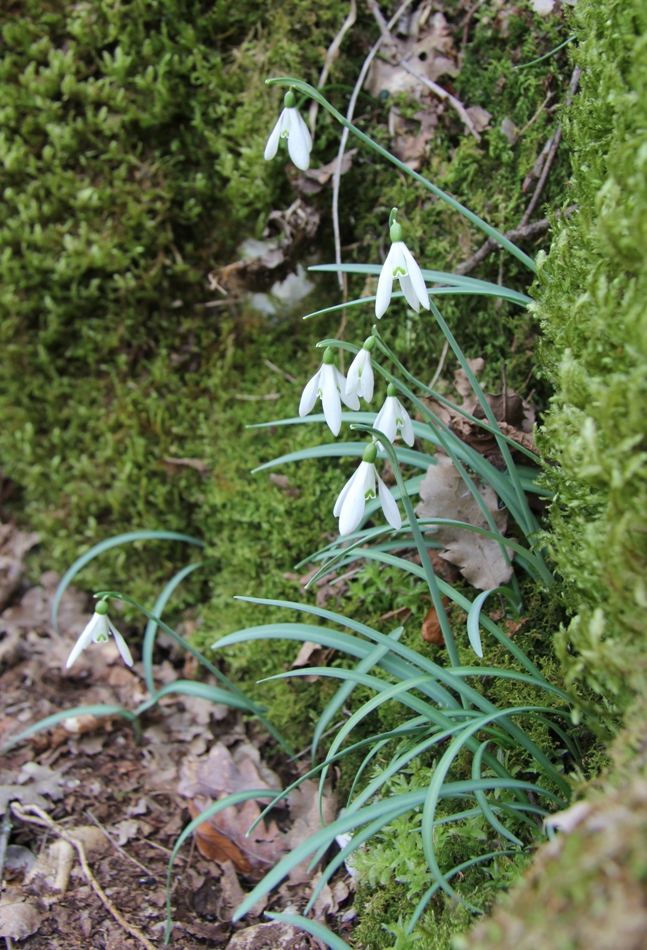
[[24, 839, 74, 896], [163, 456, 209, 476], [178, 741, 282, 802], [416, 455, 513, 590], [285, 779, 337, 884], [187, 800, 253, 873], [0, 898, 42, 940], [291, 641, 334, 683], [226, 920, 304, 950], [367, 13, 458, 99], [420, 597, 451, 645]]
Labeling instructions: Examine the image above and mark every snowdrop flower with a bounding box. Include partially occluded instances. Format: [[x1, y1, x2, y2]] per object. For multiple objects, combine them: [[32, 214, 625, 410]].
[[346, 337, 375, 403], [375, 210, 430, 319], [264, 88, 312, 171], [333, 443, 402, 536], [66, 599, 133, 668], [299, 347, 359, 436], [374, 383, 415, 447]]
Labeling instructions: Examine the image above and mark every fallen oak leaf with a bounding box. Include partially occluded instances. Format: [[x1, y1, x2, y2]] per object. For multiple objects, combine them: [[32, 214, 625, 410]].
[[420, 597, 451, 646]]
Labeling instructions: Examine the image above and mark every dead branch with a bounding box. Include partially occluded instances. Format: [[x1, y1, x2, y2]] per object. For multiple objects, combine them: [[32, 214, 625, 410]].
[[454, 209, 577, 276], [521, 66, 581, 226], [309, 0, 357, 135], [11, 803, 157, 950]]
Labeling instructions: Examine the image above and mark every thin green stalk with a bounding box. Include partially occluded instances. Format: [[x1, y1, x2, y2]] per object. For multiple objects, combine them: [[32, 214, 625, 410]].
[[350, 425, 461, 672], [94, 590, 292, 755], [267, 77, 536, 274]]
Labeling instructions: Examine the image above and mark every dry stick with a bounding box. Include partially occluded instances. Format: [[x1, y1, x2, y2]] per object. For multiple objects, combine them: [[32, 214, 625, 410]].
[[85, 808, 155, 877], [264, 359, 297, 384], [11, 803, 157, 950], [429, 338, 450, 390], [308, 0, 357, 135], [457, 67, 582, 274], [0, 810, 11, 884], [517, 90, 555, 138], [331, 0, 416, 296], [520, 67, 581, 226], [397, 59, 482, 141]]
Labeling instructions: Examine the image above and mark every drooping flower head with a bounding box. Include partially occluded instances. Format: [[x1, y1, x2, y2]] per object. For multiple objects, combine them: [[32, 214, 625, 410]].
[[299, 346, 359, 436], [333, 443, 402, 537], [375, 209, 430, 319], [374, 383, 415, 447], [346, 336, 376, 404], [264, 88, 312, 171], [66, 598, 133, 669]]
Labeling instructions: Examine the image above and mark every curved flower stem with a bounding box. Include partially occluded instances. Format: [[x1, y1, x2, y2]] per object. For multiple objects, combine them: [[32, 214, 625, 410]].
[[266, 77, 537, 275], [426, 301, 535, 538], [350, 425, 462, 674], [94, 590, 293, 755]]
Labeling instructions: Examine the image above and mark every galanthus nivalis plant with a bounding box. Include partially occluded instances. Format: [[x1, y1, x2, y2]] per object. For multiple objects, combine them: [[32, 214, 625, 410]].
[[376, 209, 430, 319], [299, 346, 359, 436], [333, 443, 402, 536], [264, 88, 312, 171], [66, 598, 133, 668], [346, 336, 375, 403], [374, 383, 415, 447]]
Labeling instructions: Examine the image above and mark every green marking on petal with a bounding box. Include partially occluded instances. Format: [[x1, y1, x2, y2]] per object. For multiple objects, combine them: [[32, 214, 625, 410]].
[[365, 489, 377, 501], [393, 266, 406, 277]]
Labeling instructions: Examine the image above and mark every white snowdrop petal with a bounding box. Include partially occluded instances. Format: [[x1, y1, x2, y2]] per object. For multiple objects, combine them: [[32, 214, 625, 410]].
[[321, 364, 342, 436], [333, 466, 360, 517], [299, 370, 321, 417], [399, 402, 415, 446], [337, 366, 360, 410], [109, 620, 134, 667], [378, 476, 402, 530], [339, 463, 372, 536], [374, 398, 396, 444], [375, 245, 396, 318], [399, 272, 421, 312], [402, 245, 430, 310], [264, 114, 283, 161], [65, 613, 100, 669], [360, 358, 374, 402], [346, 352, 361, 395]]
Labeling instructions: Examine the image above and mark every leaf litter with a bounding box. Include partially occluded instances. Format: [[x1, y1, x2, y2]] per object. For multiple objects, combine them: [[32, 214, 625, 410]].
[[0, 532, 352, 948]]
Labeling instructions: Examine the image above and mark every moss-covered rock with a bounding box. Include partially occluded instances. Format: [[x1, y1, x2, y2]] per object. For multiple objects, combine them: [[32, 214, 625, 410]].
[[532, 0, 647, 711]]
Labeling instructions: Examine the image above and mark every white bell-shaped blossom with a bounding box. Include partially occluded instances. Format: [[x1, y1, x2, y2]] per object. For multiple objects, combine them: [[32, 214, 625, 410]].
[[66, 600, 133, 668], [299, 346, 359, 436], [264, 89, 312, 171], [333, 444, 402, 536], [375, 212, 430, 319], [346, 338, 375, 403], [374, 383, 415, 447]]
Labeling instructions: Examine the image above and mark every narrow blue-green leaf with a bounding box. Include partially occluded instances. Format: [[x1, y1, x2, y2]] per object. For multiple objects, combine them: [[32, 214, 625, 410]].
[[472, 741, 523, 846], [143, 562, 205, 696], [165, 790, 281, 942], [264, 913, 351, 950], [0, 705, 134, 754], [52, 531, 204, 632], [251, 441, 432, 473], [134, 680, 257, 718], [467, 587, 519, 659], [312, 627, 403, 761]]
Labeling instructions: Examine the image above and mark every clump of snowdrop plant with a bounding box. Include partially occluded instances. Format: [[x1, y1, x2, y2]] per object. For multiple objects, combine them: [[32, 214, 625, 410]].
[[264, 88, 312, 171], [66, 597, 133, 668]]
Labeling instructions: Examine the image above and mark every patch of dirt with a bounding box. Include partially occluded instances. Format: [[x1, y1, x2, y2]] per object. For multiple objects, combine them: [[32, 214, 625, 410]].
[[0, 538, 354, 949]]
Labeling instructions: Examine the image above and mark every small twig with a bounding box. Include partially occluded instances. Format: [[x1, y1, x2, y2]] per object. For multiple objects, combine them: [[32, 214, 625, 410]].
[[460, 1, 484, 56], [398, 59, 481, 142], [0, 811, 12, 884], [309, 0, 357, 135], [264, 359, 297, 384], [331, 0, 416, 291], [11, 803, 156, 950], [455, 217, 552, 276], [429, 339, 450, 389], [517, 90, 555, 138], [233, 392, 283, 401], [520, 67, 581, 226], [85, 809, 154, 877]]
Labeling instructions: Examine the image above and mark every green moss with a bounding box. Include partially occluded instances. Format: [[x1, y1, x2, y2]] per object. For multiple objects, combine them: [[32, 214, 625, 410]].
[[533, 0, 647, 712]]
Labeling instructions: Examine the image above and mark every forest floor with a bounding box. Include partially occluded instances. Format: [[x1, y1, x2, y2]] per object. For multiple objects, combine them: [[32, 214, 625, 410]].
[[0, 524, 353, 949]]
